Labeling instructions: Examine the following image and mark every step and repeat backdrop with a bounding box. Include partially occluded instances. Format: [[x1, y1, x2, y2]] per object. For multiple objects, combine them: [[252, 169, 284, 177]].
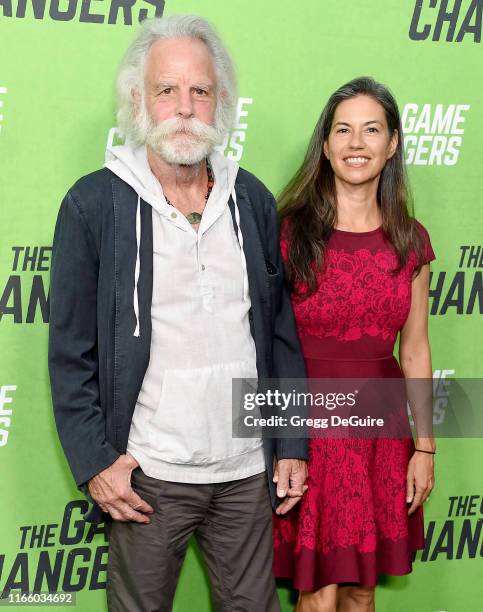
[[1, 1, 482, 610]]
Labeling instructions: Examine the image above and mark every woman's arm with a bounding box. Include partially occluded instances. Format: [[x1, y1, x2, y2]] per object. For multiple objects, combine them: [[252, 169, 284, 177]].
[[399, 263, 435, 514]]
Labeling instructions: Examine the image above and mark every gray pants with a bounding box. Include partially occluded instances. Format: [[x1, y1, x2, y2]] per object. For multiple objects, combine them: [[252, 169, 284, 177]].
[[106, 468, 280, 612]]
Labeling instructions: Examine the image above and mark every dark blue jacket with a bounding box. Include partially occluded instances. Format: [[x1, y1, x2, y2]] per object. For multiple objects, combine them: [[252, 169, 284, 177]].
[[48, 167, 308, 523]]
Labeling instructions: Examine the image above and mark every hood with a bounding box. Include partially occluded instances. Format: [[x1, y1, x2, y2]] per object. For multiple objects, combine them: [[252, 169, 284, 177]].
[[104, 144, 239, 213], [103, 144, 246, 338]]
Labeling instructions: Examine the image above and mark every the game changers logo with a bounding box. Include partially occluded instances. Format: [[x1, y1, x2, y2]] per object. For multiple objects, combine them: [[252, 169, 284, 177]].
[[430, 245, 482, 315], [106, 97, 254, 163], [0, 87, 7, 135], [0, 385, 16, 448], [420, 494, 483, 562], [215, 98, 253, 162], [402, 103, 470, 165], [409, 0, 482, 43], [0, 0, 164, 24], [0, 502, 108, 595], [0, 247, 51, 324], [433, 369, 455, 425]]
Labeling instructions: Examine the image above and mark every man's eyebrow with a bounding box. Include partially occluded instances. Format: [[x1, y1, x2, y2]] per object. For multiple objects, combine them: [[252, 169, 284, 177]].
[[192, 82, 214, 89], [153, 81, 175, 89], [151, 81, 214, 90]]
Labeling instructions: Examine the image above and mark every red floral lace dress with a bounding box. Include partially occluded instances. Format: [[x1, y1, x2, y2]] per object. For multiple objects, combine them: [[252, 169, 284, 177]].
[[272, 222, 435, 589]]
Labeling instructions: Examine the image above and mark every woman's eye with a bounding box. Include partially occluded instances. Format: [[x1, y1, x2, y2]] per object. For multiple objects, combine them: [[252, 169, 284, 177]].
[[367, 127, 378, 133], [337, 128, 349, 134]]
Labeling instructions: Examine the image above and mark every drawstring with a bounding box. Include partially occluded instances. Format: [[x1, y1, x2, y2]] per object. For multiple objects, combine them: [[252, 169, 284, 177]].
[[133, 195, 141, 337], [133, 188, 246, 335], [231, 188, 249, 301]]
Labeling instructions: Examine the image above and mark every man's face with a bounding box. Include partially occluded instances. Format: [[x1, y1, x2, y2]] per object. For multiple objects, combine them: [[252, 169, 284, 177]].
[[139, 37, 220, 165]]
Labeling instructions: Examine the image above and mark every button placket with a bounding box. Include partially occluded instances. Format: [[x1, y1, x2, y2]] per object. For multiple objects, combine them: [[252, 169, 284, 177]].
[[197, 235, 214, 311], [197, 231, 206, 273]]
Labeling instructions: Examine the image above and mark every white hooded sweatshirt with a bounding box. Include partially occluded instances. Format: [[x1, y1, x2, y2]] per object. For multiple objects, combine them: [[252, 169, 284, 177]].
[[105, 145, 265, 483]]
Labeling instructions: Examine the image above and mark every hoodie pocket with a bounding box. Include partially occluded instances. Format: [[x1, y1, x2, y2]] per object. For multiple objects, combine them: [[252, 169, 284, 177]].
[[148, 360, 261, 465]]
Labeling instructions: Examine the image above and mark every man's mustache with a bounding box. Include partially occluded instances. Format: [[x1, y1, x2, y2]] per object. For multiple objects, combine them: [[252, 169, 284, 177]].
[[149, 117, 221, 144]]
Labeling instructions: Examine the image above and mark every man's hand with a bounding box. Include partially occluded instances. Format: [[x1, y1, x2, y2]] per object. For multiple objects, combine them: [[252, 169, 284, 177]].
[[273, 458, 308, 515], [87, 454, 154, 523]]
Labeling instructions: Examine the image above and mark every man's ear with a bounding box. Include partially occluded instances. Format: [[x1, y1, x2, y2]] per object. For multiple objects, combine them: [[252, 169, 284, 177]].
[[132, 88, 141, 116], [387, 128, 399, 160]]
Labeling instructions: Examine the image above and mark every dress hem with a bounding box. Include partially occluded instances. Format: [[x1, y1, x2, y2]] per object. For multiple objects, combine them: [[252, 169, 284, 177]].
[[273, 535, 425, 590]]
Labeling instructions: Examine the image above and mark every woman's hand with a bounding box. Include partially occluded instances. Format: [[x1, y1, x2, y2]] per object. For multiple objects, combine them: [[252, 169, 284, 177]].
[[406, 450, 435, 515]]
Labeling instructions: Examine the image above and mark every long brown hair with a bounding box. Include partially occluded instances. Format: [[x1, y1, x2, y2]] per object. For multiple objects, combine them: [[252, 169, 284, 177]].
[[279, 76, 424, 298]]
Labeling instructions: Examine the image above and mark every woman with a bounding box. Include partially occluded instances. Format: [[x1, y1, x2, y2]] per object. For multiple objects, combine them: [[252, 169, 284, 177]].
[[272, 77, 436, 611]]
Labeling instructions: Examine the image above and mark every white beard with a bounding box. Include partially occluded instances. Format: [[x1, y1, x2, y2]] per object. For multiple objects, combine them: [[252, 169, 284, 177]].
[[151, 131, 216, 165]]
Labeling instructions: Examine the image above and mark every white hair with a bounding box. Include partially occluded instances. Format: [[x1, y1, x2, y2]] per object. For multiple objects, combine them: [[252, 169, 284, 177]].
[[116, 15, 237, 145]]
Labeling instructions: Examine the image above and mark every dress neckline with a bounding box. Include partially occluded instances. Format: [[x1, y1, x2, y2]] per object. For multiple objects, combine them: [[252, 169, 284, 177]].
[[332, 226, 383, 236]]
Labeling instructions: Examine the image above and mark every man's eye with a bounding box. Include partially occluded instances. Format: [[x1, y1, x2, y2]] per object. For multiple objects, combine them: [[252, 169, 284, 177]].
[[159, 88, 172, 95], [194, 88, 208, 95], [367, 127, 378, 133]]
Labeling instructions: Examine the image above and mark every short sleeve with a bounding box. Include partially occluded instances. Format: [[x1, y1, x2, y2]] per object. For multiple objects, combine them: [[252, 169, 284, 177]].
[[414, 220, 436, 265]]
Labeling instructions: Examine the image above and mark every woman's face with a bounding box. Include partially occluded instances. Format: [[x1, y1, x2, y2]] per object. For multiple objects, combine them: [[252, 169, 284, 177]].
[[323, 94, 398, 188]]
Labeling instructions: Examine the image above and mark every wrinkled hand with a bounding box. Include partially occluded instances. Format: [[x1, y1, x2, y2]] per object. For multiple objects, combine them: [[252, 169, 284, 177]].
[[406, 451, 435, 515], [87, 454, 154, 523], [273, 458, 308, 515]]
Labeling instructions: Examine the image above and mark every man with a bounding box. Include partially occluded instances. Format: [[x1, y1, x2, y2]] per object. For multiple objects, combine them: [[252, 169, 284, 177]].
[[49, 15, 307, 612]]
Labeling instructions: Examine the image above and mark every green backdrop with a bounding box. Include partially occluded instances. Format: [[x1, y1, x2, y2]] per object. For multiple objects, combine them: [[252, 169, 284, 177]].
[[1, 1, 482, 610]]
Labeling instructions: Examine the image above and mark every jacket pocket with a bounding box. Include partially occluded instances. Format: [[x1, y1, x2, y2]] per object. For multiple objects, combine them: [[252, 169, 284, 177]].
[[265, 259, 279, 277]]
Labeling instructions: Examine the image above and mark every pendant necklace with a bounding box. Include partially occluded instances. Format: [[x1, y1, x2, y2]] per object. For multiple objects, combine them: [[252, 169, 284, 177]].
[[165, 159, 214, 225]]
